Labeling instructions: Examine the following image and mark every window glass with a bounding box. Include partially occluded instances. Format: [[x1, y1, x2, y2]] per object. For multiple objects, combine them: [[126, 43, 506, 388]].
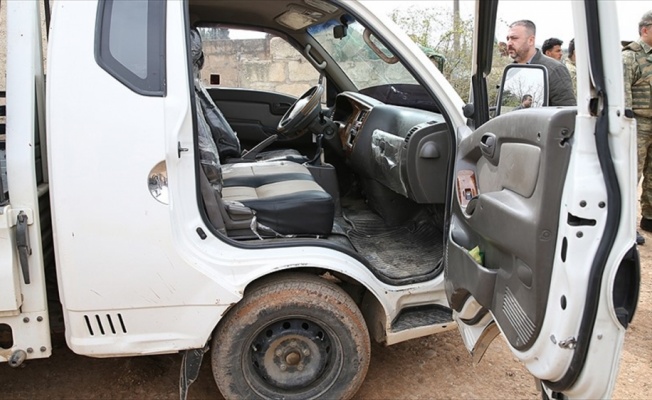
[[108, 0, 148, 79], [308, 20, 417, 90], [96, 0, 166, 96]]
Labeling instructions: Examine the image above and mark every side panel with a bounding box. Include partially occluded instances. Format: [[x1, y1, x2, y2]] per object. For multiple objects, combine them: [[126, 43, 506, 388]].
[[46, 0, 239, 356]]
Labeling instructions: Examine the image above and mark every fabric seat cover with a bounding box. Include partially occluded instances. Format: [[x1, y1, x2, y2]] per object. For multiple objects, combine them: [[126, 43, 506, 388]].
[[191, 30, 334, 236]]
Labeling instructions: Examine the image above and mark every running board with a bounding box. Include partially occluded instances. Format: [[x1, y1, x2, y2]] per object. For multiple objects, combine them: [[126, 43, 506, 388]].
[[386, 305, 456, 345]]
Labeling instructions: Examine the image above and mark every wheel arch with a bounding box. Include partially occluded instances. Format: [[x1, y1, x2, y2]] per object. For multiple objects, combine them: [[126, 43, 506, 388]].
[[220, 267, 390, 345]]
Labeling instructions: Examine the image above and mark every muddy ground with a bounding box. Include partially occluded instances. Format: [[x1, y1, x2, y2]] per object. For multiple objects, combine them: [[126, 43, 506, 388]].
[[0, 240, 650, 399]]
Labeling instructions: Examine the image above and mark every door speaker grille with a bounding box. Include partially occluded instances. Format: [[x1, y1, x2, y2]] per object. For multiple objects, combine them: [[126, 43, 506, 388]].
[[502, 287, 535, 346]]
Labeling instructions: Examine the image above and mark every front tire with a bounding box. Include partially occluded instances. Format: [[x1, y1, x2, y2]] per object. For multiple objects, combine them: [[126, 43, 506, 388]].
[[211, 273, 371, 400]]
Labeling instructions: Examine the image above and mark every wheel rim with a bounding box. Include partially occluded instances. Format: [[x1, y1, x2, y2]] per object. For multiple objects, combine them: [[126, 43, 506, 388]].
[[246, 317, 341, 395]]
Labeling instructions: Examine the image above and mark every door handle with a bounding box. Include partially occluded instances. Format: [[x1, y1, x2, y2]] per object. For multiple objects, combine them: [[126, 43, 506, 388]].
[[304, 44, 327, 70], [270, 102, 292, 115], [16, 211, 31, 284], [480, 133, 496, 159]]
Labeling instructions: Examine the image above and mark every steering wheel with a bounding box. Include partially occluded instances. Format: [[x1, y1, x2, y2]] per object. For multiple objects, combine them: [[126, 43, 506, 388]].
[[276, 84, 324, 139]]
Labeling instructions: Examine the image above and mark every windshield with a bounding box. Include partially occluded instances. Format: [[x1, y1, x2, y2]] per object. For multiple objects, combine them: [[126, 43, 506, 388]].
[[308, 20, 418, 90]]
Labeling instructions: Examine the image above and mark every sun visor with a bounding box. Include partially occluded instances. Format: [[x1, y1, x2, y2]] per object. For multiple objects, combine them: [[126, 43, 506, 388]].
[[276, 6, 323, 30]]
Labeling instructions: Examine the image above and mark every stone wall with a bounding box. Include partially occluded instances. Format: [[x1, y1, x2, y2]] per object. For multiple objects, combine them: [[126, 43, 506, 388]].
[[199, 36, 320, 97]]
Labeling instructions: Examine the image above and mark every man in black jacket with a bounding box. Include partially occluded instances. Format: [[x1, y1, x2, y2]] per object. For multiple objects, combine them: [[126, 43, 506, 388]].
[[506, 20, 576, 106], [513, 94, 533, 110]]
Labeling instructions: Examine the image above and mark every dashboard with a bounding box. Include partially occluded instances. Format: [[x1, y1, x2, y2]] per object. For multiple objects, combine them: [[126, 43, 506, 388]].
[[331, 92, 451, 205]]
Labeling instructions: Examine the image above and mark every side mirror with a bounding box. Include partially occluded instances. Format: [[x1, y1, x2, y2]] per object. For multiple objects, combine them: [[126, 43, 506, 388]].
[[496, 64, 549, 116]]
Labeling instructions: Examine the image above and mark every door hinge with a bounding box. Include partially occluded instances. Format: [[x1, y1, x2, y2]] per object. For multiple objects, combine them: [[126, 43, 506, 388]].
[[15, 211, 31, 284]]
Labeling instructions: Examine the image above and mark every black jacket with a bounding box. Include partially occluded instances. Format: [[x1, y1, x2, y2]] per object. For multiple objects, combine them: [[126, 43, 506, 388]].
[[529, 49, 577, 107]]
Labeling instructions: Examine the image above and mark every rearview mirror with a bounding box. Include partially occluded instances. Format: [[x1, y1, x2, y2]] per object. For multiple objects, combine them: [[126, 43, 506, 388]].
[[333, 24, 347, 39], [496, 64, 548, 116]]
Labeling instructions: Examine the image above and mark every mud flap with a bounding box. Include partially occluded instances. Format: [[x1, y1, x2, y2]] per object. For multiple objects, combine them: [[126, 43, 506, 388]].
[[179, 345, 209, 400]]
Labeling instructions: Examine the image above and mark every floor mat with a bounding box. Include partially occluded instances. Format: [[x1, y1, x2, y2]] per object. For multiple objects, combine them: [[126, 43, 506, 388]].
[[340, 209, 444, 280]]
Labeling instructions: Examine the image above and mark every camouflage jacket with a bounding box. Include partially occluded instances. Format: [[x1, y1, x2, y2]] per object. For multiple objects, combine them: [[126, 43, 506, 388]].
[[623, 39, 652, 133], [564, 58, 577, 98]]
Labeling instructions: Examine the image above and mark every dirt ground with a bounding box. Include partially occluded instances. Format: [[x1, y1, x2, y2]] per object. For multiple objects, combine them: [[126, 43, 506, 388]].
[[1, 240, 650, 399]]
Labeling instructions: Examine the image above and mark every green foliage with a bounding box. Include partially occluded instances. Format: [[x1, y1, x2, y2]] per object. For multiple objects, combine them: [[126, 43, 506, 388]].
[[390, 5, 512, 104]]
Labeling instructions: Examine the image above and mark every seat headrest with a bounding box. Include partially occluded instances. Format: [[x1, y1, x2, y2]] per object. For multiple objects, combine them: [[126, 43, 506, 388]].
[[190, 29, 204, 70]]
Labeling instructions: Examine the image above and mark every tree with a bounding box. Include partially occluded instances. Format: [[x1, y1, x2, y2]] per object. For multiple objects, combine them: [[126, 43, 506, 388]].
[[390, 6, 511, 105]]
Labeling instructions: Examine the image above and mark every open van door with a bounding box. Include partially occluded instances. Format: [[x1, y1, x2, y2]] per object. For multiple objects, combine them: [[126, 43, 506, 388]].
[[445, 1, 639, 398]]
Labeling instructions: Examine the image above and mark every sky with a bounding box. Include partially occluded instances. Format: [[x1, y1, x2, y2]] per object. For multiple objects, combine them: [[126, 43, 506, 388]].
[[363, 0, 651, 47]]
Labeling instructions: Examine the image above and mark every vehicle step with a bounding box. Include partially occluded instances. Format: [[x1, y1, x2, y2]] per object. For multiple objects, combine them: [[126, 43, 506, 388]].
[[390, 305, 453, 333]]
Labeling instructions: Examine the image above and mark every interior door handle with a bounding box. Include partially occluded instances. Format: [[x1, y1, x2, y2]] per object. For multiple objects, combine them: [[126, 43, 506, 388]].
[[480, 133, 496, 158], [270, 102, 291, 115]]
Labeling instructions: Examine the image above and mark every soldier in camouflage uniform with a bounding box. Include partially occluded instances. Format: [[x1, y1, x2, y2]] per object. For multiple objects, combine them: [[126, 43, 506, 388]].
[[564, 39, 576, 98], [623, 10, 652, 244]]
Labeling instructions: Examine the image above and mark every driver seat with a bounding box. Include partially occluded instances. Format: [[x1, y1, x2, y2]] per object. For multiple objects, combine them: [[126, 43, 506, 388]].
[[191, 29, 309, 164], [191, 30, 334, 237]]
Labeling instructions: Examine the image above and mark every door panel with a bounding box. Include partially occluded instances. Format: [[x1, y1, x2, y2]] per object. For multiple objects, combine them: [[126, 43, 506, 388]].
[[207, 88, 314, 153], [196, 25, 321, 156], [447, 108, 575, 350]]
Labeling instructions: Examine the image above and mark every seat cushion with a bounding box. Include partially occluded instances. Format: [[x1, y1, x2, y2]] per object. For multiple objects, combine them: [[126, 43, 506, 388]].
[[221, 162, 334, 236], [256, 148, 305, 162], [222, 161, 311, 179]]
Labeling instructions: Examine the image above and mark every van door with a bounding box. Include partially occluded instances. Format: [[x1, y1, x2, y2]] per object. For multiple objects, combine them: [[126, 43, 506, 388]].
[[445, 1, 639, 397]]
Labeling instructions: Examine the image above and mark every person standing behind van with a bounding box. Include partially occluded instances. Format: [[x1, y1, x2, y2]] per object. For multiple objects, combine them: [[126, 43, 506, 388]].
[[623, 10, 652, 244], [513, 94, 533, 110], [506, 20, 576, 106], [565, 38, 577, 97], [542, 37, 563, 61]]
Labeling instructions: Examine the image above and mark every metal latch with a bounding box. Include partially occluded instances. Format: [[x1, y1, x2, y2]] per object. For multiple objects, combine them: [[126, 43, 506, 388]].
[[178, 142, 189, 158], [551, 334, 577, 349], [558, 337, 577, 349], [15, 211, 31, 284]]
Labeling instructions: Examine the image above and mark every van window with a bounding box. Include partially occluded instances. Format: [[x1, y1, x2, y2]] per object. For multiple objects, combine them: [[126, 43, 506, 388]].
[[95, 0, 166, 96]]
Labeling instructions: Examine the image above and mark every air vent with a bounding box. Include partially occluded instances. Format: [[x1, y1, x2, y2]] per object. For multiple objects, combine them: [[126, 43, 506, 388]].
[[84, 313, 127, 336], [404, 125, 420, 142]]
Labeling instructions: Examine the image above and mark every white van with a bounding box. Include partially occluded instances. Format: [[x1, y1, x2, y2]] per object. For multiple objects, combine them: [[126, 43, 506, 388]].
[[0, 1, 639, 398]]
